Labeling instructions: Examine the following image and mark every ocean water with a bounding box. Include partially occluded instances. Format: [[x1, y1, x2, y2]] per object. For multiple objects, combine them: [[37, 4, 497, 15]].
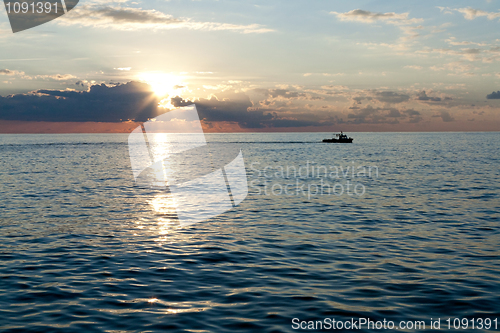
[[0, 132, 499, 332]]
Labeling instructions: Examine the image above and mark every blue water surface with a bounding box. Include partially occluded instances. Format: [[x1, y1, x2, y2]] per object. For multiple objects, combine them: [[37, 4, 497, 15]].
[[0, 132, 499, 332]]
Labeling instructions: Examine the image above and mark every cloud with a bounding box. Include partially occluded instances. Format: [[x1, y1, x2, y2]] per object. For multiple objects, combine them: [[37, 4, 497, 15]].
[[320, 85, 349, 91], [387, 109, 403, 117], [417, 91, 442, 102], [60, 5, 274, 33], [404, 65, 423, 70], [417, 46, 498, 62], [346, 105, 421, 124], [330, 9, 422, 25], [430, 61, 475, 73], [303, 73, 344, 77], [402, 109, 423, 123], [455, 8, 500, 21], [440, 110, 455, 122], [460, 48, 481, 54], [255, 88, 305, 99], [445, 37, 487, 46], [170, 94, 259, 126], [0, 69, 25, 76], [330, 9, 424, 50], [37, 74, 77, 81], [351, 90, 410, 105], [347, 106, 393, 124], [352, 96, 372, 104], [405, 109, 421, 116], [0, 70, 76, 81], [486, 91, 500, 99], [438, 6, 500, 21], [0, 81, 160, 122], [374, 91, 410, 104], [170, 94, 333, 129], [254, 88, 323, 101], [0, 81, 334, 128], [459, 48, 483, 61]]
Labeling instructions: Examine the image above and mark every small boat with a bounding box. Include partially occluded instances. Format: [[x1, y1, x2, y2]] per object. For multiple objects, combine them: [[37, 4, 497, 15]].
[[323, 132, 353, 143]]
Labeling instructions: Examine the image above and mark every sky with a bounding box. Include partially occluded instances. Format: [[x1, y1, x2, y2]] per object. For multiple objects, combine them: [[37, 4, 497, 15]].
[[0, 0, 499, 132]]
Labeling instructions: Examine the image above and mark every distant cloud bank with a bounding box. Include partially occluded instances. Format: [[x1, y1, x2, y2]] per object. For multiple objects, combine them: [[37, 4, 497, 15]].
[[486, 91, 500, 99], [0, 81, 159, 122]]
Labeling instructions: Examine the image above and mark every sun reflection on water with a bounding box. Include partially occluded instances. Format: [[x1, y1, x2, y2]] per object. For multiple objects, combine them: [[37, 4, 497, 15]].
[[150, 194, 178, 216], [131, 194, 182, 237]]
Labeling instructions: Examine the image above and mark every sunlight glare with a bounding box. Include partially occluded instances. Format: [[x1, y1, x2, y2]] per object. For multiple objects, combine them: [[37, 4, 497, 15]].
[[138, 72, 184, 99]]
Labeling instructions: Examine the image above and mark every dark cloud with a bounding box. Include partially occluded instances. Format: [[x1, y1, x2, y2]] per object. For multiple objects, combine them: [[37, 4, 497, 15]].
[[0, 81, 335, 128], [331, 9, 420, 25], [171, 95, 265, 128], [440, 111, 454, 122], [353, 96, 372, 104], [405, 109, 421, 116], [0, 81, 160, 122], [347, 106, 422, 124], [460, 48, 480, 54], [265, 118, 333, 128], [254, 88, 322, 101], [387, 109, 403, 117], [408, 116, 423, 123], [375, 91, 410, 104], [486, 91, 500, 99], [417, 91, 442, 102], [171, 95, 332, 128], [432, 110, 454, 122], [405, 109, 422, 123], [352, 91, 410, 105], [347, 106, 394, 124], [342, 9, 396, 20], [88, 6, 182, 24]]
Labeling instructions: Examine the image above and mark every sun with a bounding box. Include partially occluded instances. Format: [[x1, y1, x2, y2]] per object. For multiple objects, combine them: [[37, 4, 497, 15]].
[[137, 72, 184, 98]]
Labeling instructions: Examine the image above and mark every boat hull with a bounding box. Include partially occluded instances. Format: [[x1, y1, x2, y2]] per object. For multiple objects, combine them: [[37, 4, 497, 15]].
[[322, 138, 353, 143]]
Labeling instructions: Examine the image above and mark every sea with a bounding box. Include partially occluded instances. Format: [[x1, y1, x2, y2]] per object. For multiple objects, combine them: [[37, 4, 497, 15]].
[[0, 132, 499, 332]]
